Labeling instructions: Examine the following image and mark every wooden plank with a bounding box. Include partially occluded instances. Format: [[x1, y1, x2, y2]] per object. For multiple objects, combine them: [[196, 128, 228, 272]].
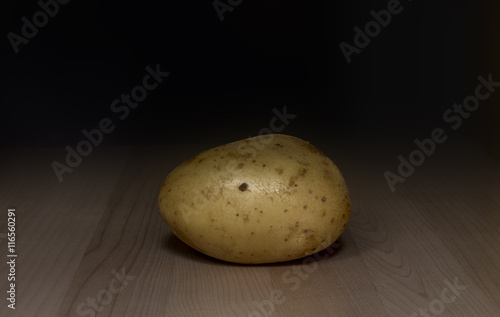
[[0, 147, 130, 317], [0, 141, 499, 317]]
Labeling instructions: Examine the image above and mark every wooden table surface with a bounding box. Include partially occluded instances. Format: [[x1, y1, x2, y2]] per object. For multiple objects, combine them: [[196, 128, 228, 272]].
[[1, 138, 499, 317]]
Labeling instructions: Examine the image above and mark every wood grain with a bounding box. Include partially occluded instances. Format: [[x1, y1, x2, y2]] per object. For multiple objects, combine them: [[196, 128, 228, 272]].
[[0, 140, 499, 317]]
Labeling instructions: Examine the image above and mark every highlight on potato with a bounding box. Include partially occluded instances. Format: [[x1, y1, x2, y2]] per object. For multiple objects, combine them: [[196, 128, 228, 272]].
[[158, 134, 351, 264]]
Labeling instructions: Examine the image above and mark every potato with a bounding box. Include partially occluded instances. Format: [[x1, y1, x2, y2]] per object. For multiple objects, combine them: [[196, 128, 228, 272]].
[[158, 134, 351, 264]]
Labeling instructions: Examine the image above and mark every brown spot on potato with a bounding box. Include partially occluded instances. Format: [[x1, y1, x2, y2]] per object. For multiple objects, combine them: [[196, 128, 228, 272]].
[[342, 213, 346, 218], [262, 164, 267, 167], [239, 183, 248, 191], [299, 168, 307, 176], [321, 196, 326, 202], [321, 211, 326, 217], [251, 232, 254, 235], [260, 210, 263, 214], [237, 163, 244, 168], [303, 205, 308, 209], [167, 188, 172, 192], [275, 167, 284, 175], [275, 143, 283, 147], [330, 218, 335, 223], [228, 152, 252, 159], [252, 159, 256, 163], [285, 238, 288, 242], [236, 213, 239, 216], [284, 209, 288, 213], [297, 160, 311, 166], [308, 189, 313, 194]]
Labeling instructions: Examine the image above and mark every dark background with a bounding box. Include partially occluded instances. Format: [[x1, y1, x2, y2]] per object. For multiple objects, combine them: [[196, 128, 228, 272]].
[[1, 0, 498, 159]]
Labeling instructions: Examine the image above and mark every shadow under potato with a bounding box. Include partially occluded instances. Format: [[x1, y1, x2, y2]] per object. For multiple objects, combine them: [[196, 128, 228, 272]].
[[165, 233, 343, 267]]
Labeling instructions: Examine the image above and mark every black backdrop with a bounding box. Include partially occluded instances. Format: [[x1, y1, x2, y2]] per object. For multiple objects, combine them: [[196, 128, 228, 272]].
[[1, 0, 498, 151]]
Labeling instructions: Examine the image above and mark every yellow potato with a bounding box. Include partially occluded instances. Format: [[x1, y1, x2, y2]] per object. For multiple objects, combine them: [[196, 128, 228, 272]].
[[158, 134, 351, 264]]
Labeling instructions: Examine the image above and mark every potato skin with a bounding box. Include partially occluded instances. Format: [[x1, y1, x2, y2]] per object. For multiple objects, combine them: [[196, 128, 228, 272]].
[[158, 134, 351, 264]]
